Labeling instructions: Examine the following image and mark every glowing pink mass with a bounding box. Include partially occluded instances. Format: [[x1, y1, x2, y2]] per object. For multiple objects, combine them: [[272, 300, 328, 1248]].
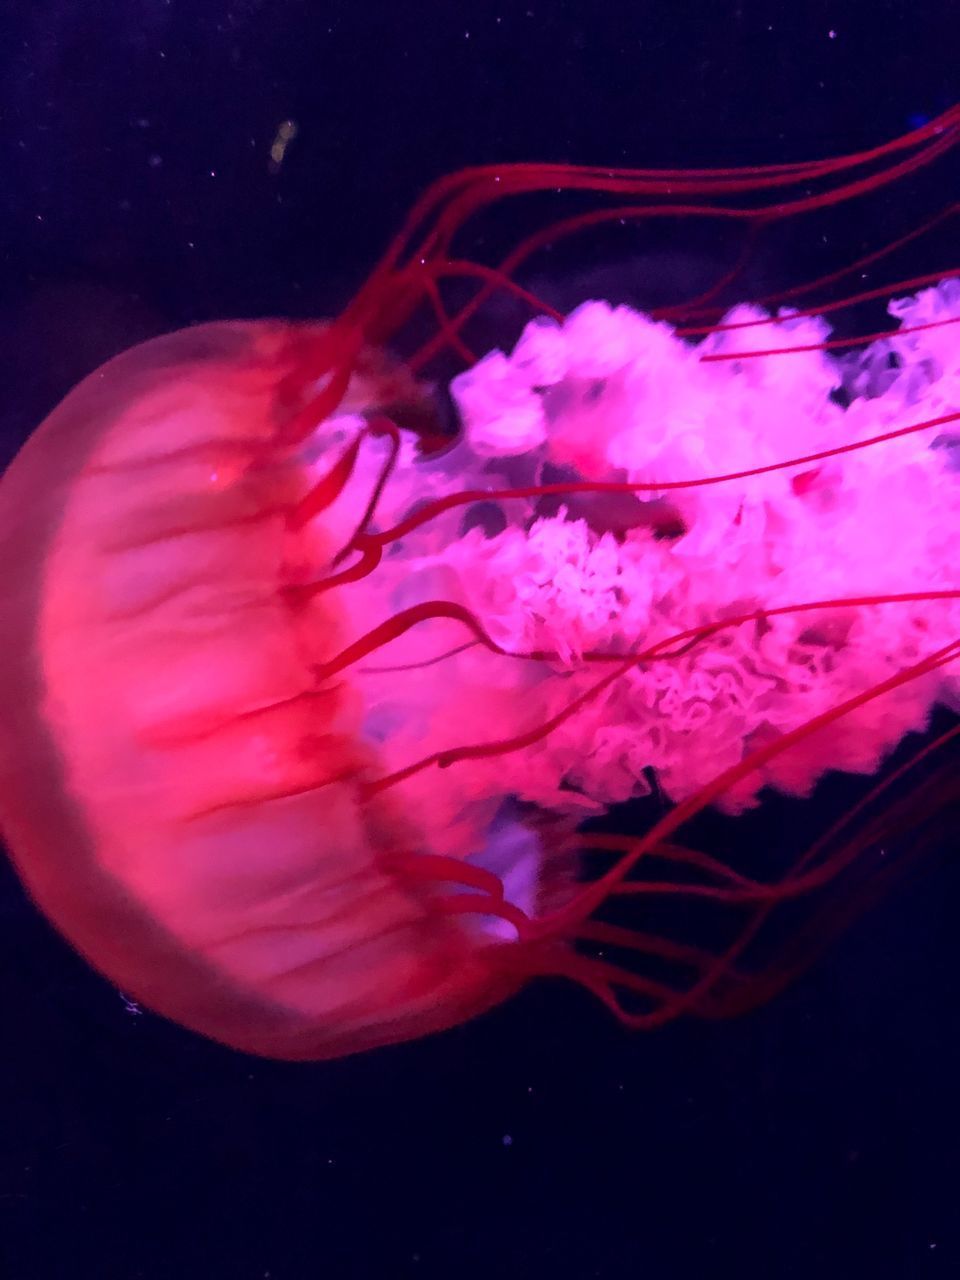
[[0, 110, 958, 1060]]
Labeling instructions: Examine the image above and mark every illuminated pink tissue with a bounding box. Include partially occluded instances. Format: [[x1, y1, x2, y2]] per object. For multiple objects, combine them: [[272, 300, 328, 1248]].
[[313, 285, 959, 844]]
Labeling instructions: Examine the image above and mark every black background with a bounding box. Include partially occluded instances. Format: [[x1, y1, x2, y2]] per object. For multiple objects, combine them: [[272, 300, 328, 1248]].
[[1, 3, 959, 1279]]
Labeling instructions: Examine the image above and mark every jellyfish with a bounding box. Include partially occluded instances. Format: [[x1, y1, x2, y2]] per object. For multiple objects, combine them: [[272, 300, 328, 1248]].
[[0, 110, 958, 1060]]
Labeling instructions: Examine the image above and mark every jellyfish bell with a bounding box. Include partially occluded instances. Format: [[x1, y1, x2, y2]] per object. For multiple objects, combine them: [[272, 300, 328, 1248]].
[[1, 111, 959, 1060], [0, 320, 536, 1060]]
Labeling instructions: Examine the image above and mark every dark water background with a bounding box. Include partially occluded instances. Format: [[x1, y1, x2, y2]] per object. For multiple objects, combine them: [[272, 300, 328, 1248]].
[[1, 3, 959, 1278]]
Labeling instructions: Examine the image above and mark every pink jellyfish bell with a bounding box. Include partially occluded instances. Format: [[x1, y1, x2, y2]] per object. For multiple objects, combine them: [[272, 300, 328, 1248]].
[[0, 110, 959, 1059]]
